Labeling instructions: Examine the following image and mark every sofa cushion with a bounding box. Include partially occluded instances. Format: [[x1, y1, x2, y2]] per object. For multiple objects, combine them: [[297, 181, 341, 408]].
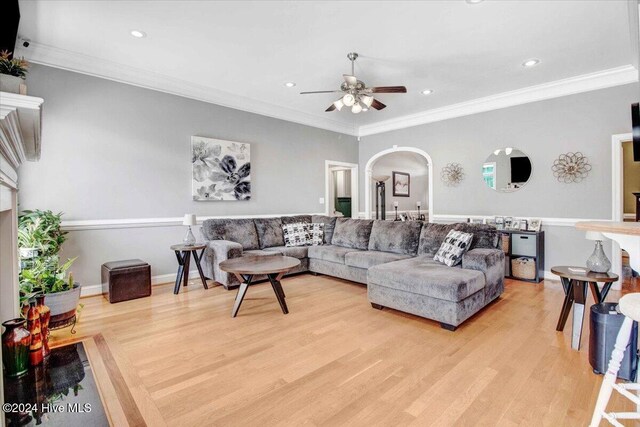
[[254, 217, 284, 249], [281, 215, 312, 225], [312, 215, 337, 244], [331, 218, 374, 250], [417, 223, 457, 256], [344, 251, 412, 270], [242, 249, 280, 257], [368, 220, 422, 255], [433, 230, 474, 267], [201, 218, 260, 250], [454, 223, 500, 250], [367, 256, 486, 302], [308, 245, 362, 264], [264, 246, 308, 259]]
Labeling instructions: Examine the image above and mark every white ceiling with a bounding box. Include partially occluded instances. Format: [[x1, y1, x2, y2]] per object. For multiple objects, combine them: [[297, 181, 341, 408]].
[[15, 0, 639, 136]]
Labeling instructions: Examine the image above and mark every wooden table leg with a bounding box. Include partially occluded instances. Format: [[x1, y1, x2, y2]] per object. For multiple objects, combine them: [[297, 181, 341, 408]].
[[193, 249, 208, 290], [556, 277, 575, 331], [268, 274, 288, 315], [600, 281, 614, 302], [182, 251, 191, 289], [173, 251, 185, 295], [571, 280, 588, 350], [232, 275, 252, 318]]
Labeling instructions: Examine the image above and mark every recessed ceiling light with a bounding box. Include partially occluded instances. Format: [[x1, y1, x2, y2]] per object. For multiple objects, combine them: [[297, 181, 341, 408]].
[[130, 30, 146, 38], [466, 0, 484, 4], [284, 82, 296, 88], [522, 58, 540, 68], [421, 89, 434, 95]]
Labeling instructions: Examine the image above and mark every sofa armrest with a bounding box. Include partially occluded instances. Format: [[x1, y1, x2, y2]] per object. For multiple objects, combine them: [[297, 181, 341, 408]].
[[462, 248, 505, 301], [202, 240, 243, 288]]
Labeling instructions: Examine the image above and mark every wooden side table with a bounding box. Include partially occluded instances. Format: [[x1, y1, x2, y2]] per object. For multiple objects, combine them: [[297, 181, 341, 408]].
[[551, 266, 619, 350], [171, 243, 208, 294]]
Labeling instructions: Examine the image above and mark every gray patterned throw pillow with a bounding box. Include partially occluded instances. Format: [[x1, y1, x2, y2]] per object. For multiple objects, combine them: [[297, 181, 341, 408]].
[[433, 230, 474, 267], [308, 223, 325, 246], [282, 222, 310, 247]]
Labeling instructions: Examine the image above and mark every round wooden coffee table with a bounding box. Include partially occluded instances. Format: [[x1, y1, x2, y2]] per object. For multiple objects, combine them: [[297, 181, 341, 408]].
[[219, 255, 301, 317], [551, 266, 619, 350]]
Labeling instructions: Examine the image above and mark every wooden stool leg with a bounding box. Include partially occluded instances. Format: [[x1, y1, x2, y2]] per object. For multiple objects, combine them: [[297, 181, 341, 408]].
[[590, 316, 635, 426], [173, 251, 185, 295], [182, 251, 191, 289]]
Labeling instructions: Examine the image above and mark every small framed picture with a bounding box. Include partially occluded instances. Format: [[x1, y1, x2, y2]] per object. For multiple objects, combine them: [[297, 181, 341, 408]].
[[528, 218, 541, 232], [470, 218, 484, 224], [511, 219, 520, 230], [504, 217, 513, 229], [485, 217, 496, 226], [392, 171, 410, 197], [519, 219, 528, 231], [495, 216, 504, 230]]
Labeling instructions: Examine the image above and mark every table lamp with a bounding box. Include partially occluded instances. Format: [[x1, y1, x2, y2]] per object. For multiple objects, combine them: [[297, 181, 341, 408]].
[[585, 231, 611, 273], [183, 214, 197, 246]]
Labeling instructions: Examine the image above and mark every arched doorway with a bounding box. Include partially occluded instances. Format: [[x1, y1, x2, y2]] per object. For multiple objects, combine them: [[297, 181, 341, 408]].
[[364, 146, 433, 221]]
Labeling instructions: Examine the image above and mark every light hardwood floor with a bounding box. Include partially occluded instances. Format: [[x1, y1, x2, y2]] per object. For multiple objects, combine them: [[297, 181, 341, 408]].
[[52, 274, 640, 426]]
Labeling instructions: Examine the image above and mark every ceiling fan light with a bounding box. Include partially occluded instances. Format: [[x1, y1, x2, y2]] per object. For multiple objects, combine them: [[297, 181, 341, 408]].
[[351, 103, 363, 114], [333, 99, 344, 111], [342, 93, 356, 107], [360, 95, 374, 108]]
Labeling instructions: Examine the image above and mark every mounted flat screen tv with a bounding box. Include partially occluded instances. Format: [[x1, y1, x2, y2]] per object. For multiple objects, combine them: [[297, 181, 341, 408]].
[[510, 156, 532, 183], [633, 103, 640, 161]]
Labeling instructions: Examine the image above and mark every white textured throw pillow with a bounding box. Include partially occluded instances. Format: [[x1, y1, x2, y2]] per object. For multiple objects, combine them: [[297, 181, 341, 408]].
[[433, 230, 474, 267], [308, 223, 325, 246], [282, 222, 310, 247]]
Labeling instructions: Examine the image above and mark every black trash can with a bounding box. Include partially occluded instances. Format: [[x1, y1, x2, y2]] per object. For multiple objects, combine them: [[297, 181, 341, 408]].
[[589, 302, 639, 381]]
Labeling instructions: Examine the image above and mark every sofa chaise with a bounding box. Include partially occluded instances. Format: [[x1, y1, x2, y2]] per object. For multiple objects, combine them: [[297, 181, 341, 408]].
[[201, 215, 504, 330]]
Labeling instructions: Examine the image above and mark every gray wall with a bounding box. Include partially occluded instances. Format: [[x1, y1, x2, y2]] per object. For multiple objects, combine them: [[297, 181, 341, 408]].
[[370, 151, 429, 213], [359, 83, 640, 272], [18, 65, 358, 286]]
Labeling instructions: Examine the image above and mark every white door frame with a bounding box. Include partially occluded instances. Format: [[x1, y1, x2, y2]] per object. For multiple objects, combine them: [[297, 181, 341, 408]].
[[611, 132, 633, 287], [364, 146, 434, 221], [325, 160, 359, 217]]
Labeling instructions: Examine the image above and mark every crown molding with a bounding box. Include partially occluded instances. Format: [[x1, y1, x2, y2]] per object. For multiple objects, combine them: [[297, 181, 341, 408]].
[[17, 43, 638, 138], [358, 65, 639, 137], [16, 42, 358, 136]]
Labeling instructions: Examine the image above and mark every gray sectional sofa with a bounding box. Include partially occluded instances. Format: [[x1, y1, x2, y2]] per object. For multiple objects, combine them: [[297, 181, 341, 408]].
[[201, 215, 505, 330]]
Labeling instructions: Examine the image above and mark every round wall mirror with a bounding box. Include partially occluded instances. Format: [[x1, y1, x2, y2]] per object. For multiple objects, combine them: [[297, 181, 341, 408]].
[[482, 148, 532, 192]]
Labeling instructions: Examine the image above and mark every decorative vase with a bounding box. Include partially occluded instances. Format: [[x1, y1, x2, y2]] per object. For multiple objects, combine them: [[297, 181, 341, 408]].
[[587, 240, 611, 273], [0, 74, 26, 94], [26, 301, 43, 366], [1, 318, 31, 377], [35, 294, 51, 357]]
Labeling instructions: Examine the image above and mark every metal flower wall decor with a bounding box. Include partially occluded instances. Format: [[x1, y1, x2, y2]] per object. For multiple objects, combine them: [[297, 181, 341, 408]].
[[552, 152, 591, 183], [441, 163, 465, 186]]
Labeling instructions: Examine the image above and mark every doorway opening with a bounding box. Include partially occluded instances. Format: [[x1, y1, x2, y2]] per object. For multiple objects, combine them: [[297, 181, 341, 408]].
[[612, 132, 634, 290], [364, 147, 433, 221], [324, 160, 358, 218]]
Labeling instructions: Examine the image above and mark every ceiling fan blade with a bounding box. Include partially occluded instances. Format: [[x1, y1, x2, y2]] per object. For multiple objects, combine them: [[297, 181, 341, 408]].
[[343, 74, 357, 86], [325, 103, 337, 112], [300, 90, 342, 95], [371, 99, 387, 110], [370, 86, 407, 93]]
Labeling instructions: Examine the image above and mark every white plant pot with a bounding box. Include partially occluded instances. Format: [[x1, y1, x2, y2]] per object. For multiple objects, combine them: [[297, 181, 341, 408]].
[[45, 283, 81, 323], [0, 74, 26, 94]]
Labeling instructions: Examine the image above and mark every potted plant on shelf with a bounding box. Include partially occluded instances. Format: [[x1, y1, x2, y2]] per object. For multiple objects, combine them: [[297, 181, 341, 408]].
[[18, 210, 80, 328], [0, 50, 29, 94]]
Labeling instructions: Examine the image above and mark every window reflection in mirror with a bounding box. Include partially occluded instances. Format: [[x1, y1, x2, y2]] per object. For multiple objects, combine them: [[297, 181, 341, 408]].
[[482, 148, 532, 192]]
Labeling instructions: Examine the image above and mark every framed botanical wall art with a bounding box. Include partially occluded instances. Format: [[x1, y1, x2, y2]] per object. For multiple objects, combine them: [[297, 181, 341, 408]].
[[191, 136, 251, 201], [392, 171, 410, 197]]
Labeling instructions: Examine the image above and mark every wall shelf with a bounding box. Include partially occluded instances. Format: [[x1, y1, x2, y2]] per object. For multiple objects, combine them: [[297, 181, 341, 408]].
[[0, 91, 44, 171]]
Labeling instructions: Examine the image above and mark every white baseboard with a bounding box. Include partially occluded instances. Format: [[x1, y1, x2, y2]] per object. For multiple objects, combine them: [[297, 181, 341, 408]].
[[80, 270, 198, 297]]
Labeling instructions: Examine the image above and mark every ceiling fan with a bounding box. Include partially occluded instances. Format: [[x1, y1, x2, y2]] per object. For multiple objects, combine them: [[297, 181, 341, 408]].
[[300, 52, 407, 114]]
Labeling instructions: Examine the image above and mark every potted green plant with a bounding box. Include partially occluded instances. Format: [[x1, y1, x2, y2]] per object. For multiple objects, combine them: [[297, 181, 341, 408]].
[[0, 50, 29, 94], [18, 210, 80, 326]]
